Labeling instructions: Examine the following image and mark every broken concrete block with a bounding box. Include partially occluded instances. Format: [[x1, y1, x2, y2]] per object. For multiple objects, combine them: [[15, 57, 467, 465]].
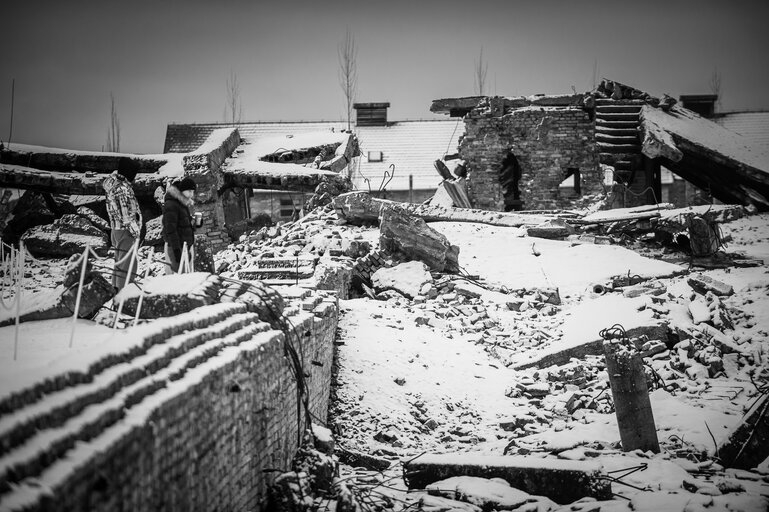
[[336, 446, 391, 471], [688, 299, 712, 325], [21, 214, 109, 258], [687, 274, 734, 296], [426, 476, 533, 510], [116, 272, 221, 319], [453, 281, 483, 299], [622, 281, 666, 299], [535, 287, 561, 305], [717, 393, 769, 470], [526, 225, 572, 240], [403, 454, 612, 504], [372, 260, 432, 299], [379, 206, 460, 272], [418, 494, 482, 512]]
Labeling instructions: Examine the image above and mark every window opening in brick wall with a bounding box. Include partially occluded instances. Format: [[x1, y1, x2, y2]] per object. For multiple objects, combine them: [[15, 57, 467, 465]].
[[499, 152, 522, 211], [368, 151, 383, 162], [559, 168, 581, 195]]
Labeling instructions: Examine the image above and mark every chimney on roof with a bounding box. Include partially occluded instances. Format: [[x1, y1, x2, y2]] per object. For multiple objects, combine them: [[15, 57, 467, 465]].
[[679, 94, 718, 119], [353, 102, 390, 127]]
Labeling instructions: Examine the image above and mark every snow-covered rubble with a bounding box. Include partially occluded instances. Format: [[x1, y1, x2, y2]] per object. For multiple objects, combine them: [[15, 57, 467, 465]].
[[326, 210, 769, 511]]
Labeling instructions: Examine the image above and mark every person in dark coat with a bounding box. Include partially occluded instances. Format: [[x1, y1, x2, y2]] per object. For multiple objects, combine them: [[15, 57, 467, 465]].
[[162, 177, 197, 273]]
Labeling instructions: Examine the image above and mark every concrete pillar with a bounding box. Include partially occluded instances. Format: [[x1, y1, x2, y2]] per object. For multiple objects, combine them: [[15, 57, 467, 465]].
[[603, 339, 660, 453]]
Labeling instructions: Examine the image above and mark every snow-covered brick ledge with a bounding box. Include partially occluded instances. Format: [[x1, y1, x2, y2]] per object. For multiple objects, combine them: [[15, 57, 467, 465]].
[[0, 288, 339, 512], [183, 127, 241, 172]]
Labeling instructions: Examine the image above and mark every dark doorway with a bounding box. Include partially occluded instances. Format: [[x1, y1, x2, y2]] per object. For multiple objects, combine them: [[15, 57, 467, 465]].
[[499, 153, 522, 211]]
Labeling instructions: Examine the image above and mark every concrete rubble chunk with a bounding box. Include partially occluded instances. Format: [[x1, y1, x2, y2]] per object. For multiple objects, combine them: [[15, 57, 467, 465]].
[[21, 214, 109, 258], [419, 494, 482, 512], [0, 254, 115, 327], [336, 446, 391, 472], [372, 261, 432, 299], [717, 393, 769, 470], [526, 219, 575, 240], [426, 476, 536, 510], [116, 272, 222, 319], [687, 274, 734, 297], [403, 453, 612, 504], [379, 207, 459, 272]]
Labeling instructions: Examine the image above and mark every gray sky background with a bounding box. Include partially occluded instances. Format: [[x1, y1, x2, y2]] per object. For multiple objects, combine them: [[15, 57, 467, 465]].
[[2, 0, 768, 154]]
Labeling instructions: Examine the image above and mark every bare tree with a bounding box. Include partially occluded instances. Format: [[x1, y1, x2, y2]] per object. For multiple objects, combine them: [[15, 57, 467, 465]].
[[592, 59, 599, 90], [106, 93, 120, 152], [709, 67, 722, 112], [474, 46, 488, 96], [338, 28, 358, 131], [224, 70, 243, 124]]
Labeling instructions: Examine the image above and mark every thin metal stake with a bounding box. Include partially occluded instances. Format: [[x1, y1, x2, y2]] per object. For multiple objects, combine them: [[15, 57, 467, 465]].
[[69, 245, 90, 348], [12, 244, 24, 360]]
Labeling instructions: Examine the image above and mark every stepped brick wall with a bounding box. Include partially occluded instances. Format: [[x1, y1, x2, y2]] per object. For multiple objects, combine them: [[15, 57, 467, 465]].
[[459, 106, 601, 211], [0, 289, 339, 512]]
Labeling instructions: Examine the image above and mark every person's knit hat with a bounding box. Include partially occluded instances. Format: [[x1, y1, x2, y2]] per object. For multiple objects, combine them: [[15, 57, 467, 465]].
[[175, 177, 197, 192]]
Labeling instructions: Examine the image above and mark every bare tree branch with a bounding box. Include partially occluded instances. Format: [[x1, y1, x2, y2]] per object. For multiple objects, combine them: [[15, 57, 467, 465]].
[[474, 46, 488, 96], [338, 28, 358, 131], [106, 93, 120, 152], [224, 70, 243, 124]]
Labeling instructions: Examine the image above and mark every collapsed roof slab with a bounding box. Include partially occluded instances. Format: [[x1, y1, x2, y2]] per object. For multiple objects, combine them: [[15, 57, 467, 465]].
[[640, 105, 769, 210], [430, 94, 586, 117], [222, 160, 349, 192], [0, 163, 164, 196]]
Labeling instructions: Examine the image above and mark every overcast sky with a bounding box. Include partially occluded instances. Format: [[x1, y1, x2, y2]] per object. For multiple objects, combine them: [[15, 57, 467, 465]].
[[2, 0, 768, 154]]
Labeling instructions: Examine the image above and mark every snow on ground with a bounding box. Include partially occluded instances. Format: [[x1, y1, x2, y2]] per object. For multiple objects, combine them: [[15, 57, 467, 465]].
[[333, 298, 516, 454], [332, 212, 769, 509], [430, 222, 683, 295]]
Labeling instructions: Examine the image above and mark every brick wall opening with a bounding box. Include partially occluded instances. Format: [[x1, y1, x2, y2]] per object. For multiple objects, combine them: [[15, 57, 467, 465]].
[[499, 152, 522, 211]]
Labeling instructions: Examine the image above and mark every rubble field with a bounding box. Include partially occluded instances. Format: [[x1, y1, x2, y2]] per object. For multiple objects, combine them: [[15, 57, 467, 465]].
[[3, 196, 769, 511]]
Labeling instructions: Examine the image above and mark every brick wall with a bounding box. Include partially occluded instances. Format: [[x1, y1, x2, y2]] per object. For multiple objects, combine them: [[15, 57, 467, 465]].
[[459, 106, 600, 211], [184, 128, 242, 252], [1, 293, 338, 512]]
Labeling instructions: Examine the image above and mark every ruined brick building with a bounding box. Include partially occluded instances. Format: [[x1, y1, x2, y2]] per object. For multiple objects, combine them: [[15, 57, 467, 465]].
[[432, 79, 769, 213]]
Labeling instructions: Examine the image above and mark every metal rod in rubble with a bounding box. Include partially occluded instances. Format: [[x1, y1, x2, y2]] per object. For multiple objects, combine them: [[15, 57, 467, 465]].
[[133, 261, 153, 327], [113, 241, 140, 329]]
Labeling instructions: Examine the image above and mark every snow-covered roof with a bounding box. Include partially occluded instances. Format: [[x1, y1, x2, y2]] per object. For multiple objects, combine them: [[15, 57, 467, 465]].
[[164, 120, 464, 191], [715, 111, 769, 151]]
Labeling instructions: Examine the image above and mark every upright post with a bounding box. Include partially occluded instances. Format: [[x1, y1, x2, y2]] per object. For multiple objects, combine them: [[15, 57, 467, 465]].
[[13, 243, 24, 360], [68, 245, 90, 348], [603, 339, 660, 453]]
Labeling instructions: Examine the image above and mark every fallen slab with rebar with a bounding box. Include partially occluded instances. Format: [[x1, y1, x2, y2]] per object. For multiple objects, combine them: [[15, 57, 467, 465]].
[[402, 453, 612, 504]]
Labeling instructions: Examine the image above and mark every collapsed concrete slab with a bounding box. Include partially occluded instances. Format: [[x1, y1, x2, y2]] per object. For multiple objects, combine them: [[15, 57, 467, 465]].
[[717, 393, 769, 470], [379, 207, 460, 272], [403, 453, 612, 504], [640, 104, 769, 210], [509, 322, 668, 370], [222, 160, 351, 192], [333, 191, 553, 228]]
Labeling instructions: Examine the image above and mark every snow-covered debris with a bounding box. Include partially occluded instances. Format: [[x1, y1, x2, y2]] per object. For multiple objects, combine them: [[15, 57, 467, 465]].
[[371, 261, 432, 300]]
